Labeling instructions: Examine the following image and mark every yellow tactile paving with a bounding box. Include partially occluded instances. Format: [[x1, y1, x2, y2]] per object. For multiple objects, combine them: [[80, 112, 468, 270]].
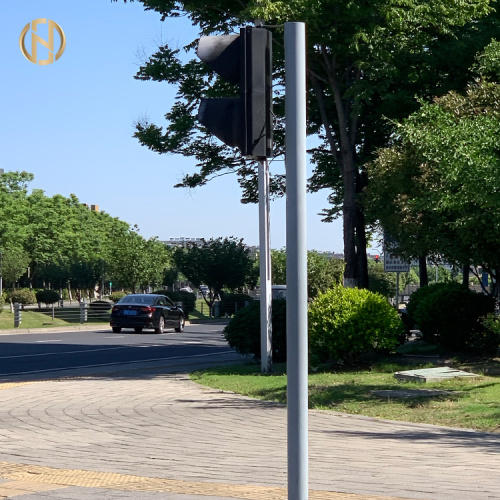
[[0, 461, 413, 499], [0, 382, 39, 391]]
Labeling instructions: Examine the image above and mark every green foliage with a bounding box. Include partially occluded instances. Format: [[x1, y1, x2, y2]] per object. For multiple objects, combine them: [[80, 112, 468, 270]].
[[482, 313, 500, 336], [367, 260, 396, 298], [88, 300, 112, 310], [218, 292, 253, 317], [271, 249, 287, 286], [407, 282, 496, 352], [367, 69, 500, 288], [481, 313, 500, 354], [119, 0, 497, 287], [0, 169, 169, 297], [272, 249, 344, 299], [223, 299, 287, 362], [153, 290, 196, 315], [109, 232, 170, 293], [8, 288, 36, 306], [0, 245, 30, 287], [307, 252, 344, 298], [0, 293, 4, 313], [174, 237, 258, 311], [35, 289, 59, 306], [110, 291, 127, 303], [309, 286, 403, 364]]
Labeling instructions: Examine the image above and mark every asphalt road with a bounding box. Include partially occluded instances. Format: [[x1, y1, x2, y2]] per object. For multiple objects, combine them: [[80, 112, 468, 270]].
[[0, 322, 245, 382]]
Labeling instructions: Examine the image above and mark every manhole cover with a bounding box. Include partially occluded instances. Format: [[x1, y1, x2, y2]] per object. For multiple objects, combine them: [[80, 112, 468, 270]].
[[394, 366, 480, 382]]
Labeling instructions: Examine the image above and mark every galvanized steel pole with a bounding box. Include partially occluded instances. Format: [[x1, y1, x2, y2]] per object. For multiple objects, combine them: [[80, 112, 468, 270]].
[[285, 21, 308, 500], [259, 159, 273, 373]]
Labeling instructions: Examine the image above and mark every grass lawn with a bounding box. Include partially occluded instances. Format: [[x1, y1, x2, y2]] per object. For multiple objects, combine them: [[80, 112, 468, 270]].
[[0, 310, 73, 329], [189, 299, 224, 320], [190, 357, 500, 433]]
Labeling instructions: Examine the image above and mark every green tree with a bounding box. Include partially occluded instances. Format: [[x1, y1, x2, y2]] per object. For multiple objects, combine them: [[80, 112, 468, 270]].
[[271, 249, 287, 286], [174, 237, 258, 311], [367, 41, 500, 295], [0, 171, 164, 297], [118, 0, 497, 288], [272, 249, 343, 299], [0, 172, 31, 274], [109, 228, 170, 293], [367, 260, 396, 298], [0, 245, 30, 288]]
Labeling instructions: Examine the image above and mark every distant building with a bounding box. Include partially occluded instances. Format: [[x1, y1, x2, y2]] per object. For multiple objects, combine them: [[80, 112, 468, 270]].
[[82, 203, 100, 212], [162, 237, 204, 248]]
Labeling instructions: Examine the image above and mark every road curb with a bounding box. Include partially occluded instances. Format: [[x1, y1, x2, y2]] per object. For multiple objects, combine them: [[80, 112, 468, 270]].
[[0, 324, 110, 335]]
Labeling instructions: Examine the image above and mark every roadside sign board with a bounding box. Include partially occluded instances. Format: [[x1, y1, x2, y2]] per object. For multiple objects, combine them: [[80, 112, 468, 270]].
[[384, 254, 410, 273], [383, 232, 410, 273]]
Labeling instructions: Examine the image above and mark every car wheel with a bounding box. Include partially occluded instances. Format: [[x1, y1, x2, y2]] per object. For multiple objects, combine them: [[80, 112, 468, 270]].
[[175, 317, 185, 332], [134, 327, 143, 333], [112, 327, 121, 333], [155, 316, 165, 334]]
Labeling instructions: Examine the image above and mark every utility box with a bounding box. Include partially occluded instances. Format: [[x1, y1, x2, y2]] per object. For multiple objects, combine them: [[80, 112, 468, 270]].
[[272, 285, 286, 300]]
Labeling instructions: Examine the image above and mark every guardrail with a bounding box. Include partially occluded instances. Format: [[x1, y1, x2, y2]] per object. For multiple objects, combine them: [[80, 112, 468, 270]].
[[12, 301, 111, 328]]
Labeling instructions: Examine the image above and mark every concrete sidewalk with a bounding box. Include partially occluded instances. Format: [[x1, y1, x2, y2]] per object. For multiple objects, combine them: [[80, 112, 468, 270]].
[[0, 367, 498, 500]]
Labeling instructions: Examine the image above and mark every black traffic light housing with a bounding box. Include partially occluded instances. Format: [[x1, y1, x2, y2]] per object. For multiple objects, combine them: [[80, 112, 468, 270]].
[[197, 26, 272, 159]]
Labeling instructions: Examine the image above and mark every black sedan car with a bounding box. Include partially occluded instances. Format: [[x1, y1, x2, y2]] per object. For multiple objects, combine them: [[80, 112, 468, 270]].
[[110, 294, 185, 334]]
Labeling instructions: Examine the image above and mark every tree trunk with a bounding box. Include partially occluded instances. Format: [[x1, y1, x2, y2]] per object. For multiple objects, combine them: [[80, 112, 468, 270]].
[[356, 208, 369, 289], [342, 153, 358, 288], [355, 168, 369, 289], [462, 264, 470, 287], [419, 256, 428, 287]]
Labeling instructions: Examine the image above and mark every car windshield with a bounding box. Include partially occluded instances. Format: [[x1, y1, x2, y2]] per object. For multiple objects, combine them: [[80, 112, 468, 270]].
[[119, 295, 156, 305]]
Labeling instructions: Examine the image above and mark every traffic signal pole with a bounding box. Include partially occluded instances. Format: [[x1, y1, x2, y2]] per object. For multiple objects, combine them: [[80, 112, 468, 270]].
[[259, 159, 273, 373], [285, 22, 308, 500]]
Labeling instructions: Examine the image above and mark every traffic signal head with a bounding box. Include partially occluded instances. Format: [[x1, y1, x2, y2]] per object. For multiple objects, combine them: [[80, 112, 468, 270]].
[[197, 26, 272, 159], [375, 255, 380, 263]]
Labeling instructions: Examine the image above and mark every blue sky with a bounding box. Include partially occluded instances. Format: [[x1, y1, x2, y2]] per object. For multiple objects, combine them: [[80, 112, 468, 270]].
[[1, 1, 376, 254]]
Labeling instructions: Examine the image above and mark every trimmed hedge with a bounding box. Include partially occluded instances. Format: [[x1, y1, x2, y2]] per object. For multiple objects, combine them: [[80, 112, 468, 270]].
[[89, 300, 112, 310], [152, 290, 196, 315], [110, 292, 127, 303], [35, 290, 59, 306], [309, 285, 403, 364], [223, 299, 287, 362], [218, 293, 253, 317]]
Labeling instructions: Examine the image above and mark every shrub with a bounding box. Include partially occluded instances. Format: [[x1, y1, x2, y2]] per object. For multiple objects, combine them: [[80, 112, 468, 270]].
[[35, 289, 60, 306], [8, 288, 37, 306], [308, 285, 403, 364], [223, 299, 287, 362], [407, 282, 496, 352], [367, 260, 396, 298], [152, 290, 196, 315], [406, 282, 462, 334], [0, 293, 4, 314], [481, 313, 500, 353], [110, 292, 127, 303], [89, 300, 112, 310], [219, 293, 253, 317]]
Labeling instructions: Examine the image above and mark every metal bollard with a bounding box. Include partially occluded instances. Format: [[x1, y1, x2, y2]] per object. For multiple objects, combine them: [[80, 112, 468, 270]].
[[14, 302, 21, 328], [79, 300, 88, 324]]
